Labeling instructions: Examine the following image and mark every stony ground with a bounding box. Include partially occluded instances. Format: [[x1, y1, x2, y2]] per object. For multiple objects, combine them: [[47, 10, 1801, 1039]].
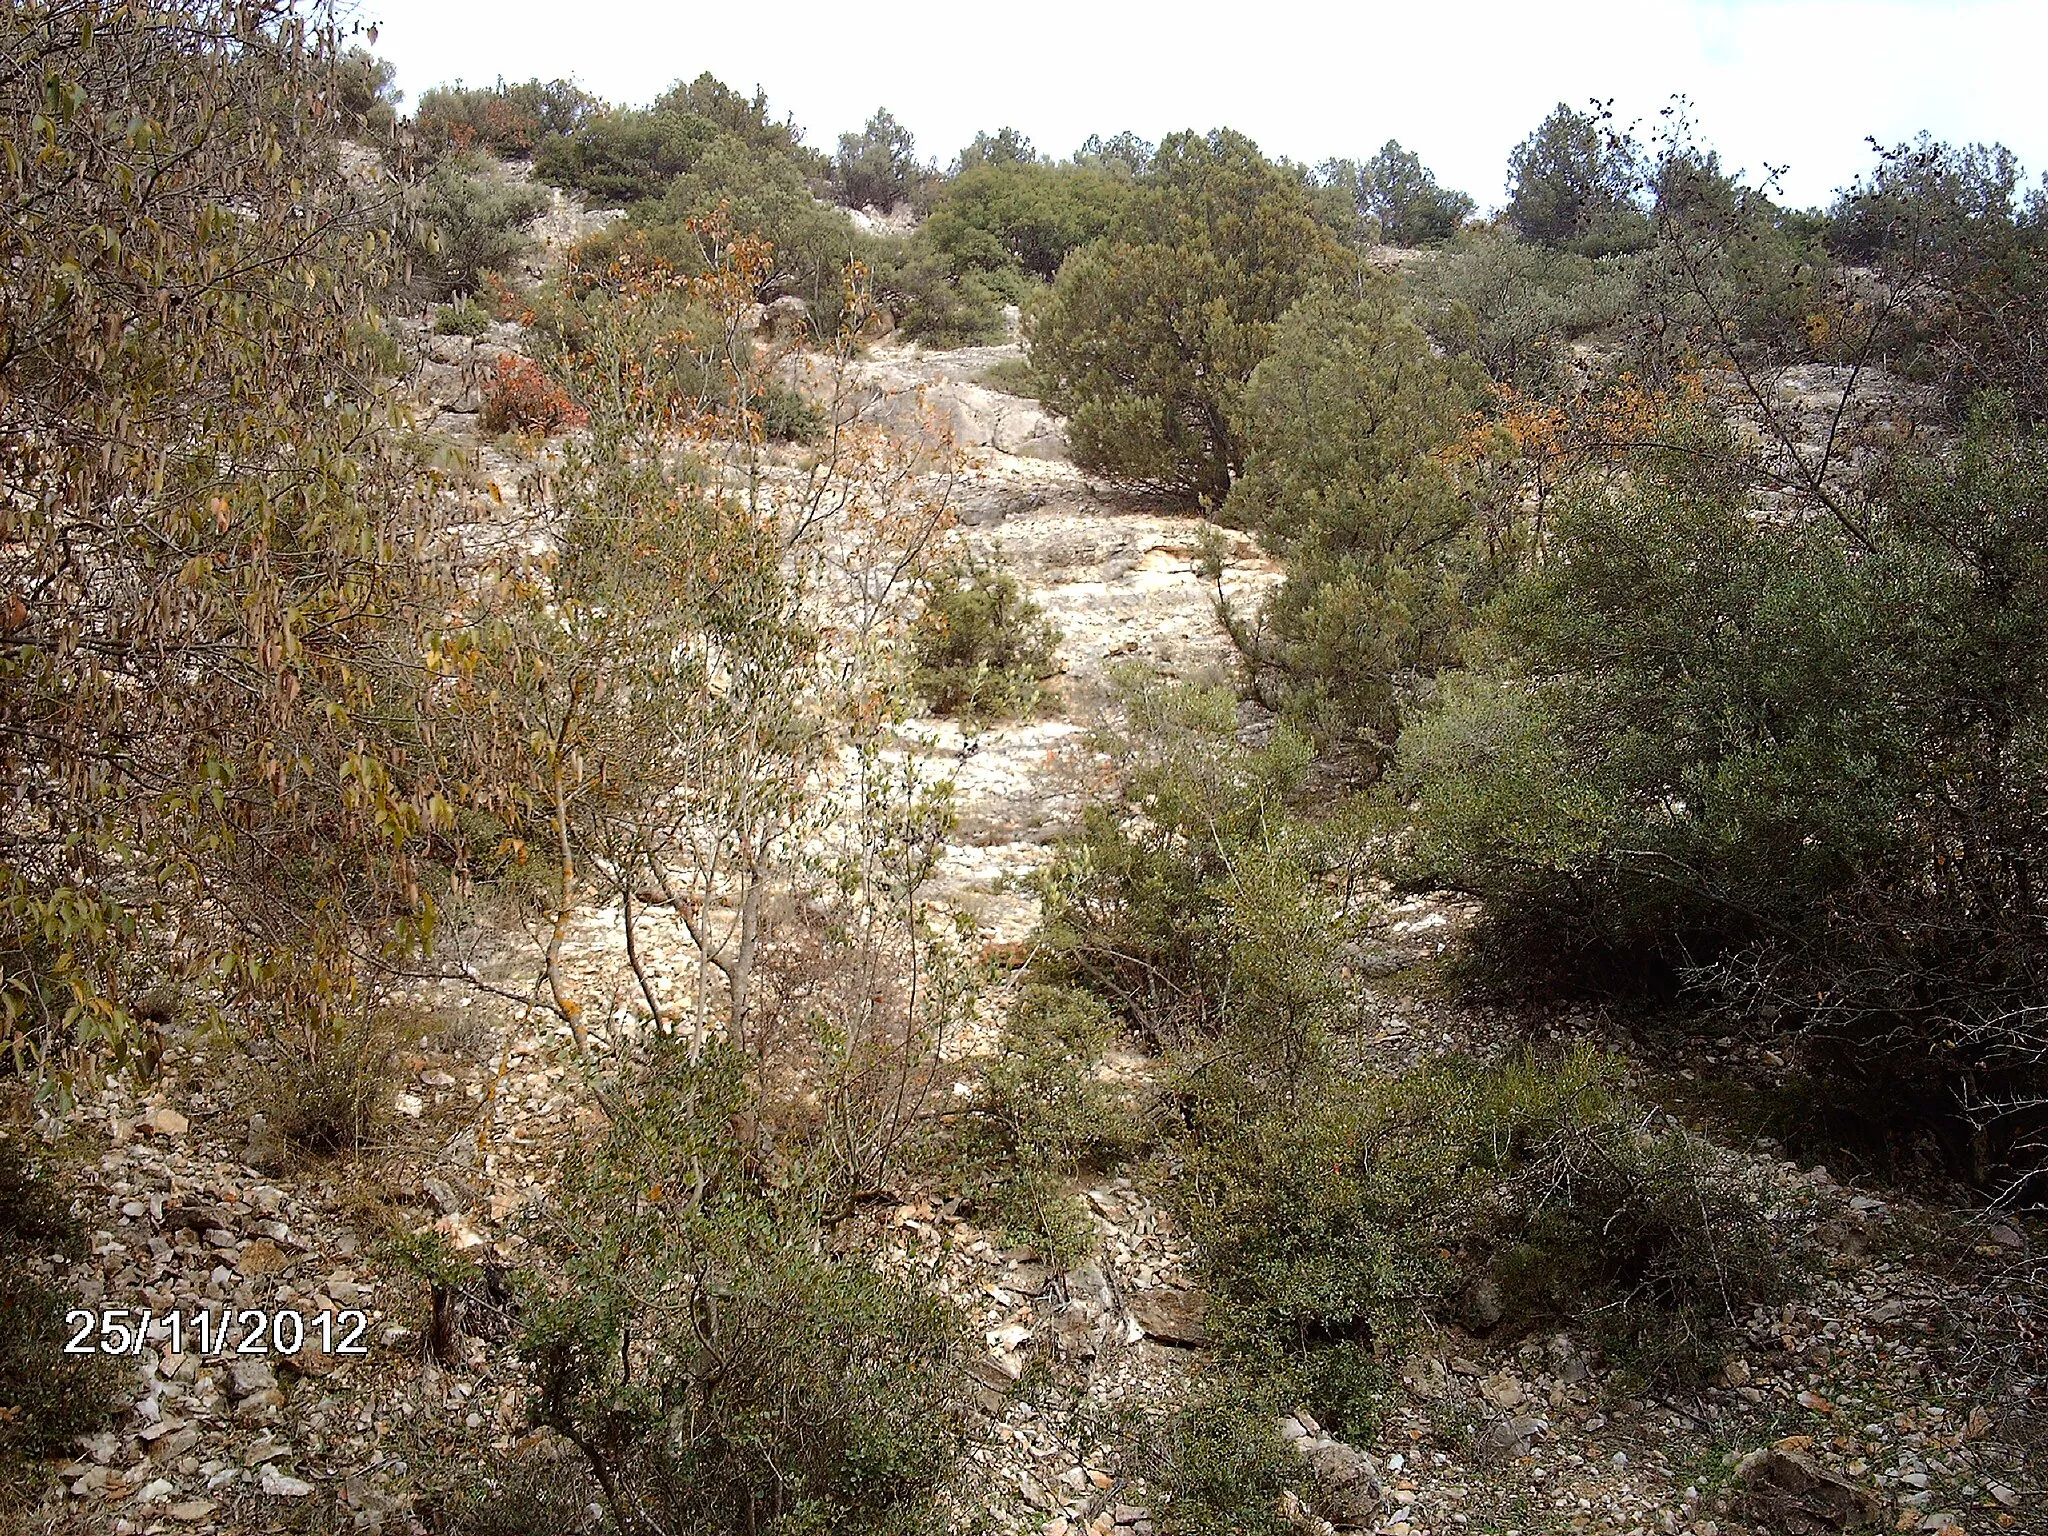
[[16, 238, 2047, 1536]]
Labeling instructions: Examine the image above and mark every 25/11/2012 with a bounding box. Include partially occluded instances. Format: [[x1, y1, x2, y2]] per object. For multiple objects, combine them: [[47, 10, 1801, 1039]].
[[64, 1308, 371, 1357]]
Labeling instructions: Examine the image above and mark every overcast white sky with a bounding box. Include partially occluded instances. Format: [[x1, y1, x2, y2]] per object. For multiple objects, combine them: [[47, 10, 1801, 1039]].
[[358, 0, 2043, 211]]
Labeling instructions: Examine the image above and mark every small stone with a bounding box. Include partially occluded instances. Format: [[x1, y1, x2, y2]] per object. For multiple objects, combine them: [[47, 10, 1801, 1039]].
[[1480, 1373, 1525, 1409], [145, 1107, 189, 1137], [1465, 1276, 1504, 1331], [168, 1500, 216, 1522], [1989, 1482, 2020, 1508], [1722, 1357, 1752, 1387], [1125, 1287, 1207, 1345], [393, 1092, 424, 1118], [258, 1465, 314, 1497], [236, 1239, 285, 1278]]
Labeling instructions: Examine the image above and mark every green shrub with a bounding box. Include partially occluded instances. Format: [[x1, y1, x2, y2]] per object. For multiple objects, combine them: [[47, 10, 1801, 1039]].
[[252, 1006, 425, 1159], [440, 1447, 601, 1536], [952, 984, 1135, 1264], [1036, 677, 1344, 1057], [1220, 281, 1492, 776], [1405, 226, 1632, 395], [1319, 141, 1474, 247], [519, 1040, 967, 1536], [834, 107, 920, 211], [1488, 1117, 1795, 1389], [1829, 134, 2048, 423], [909, 554, 1060, 717], [1027, 130, 1349, 502], [0, 1139, 114, 1496], [1144, 1378, 1298, 1536], [433, 298, 492, 336], [408, 151, 547, 299], [922, 159, 1131, 290], [1173, 1045, 1794, 1418], [1396, 399, 2048, 1183], [868, 241, 1007, 345], [416, 77, 600, 159]]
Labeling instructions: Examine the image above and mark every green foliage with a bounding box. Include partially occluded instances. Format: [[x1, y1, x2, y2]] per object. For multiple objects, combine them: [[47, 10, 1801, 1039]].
[[575, 137, 868, 331], [2, 0, 472, 1088], [922, 160, 1131, 290], [1397, 400, 2048, 1180], [416, 76, 600, 158], [1221, 282, 1492, 774], [1319, 141, 1474, 246], [0, 1139, 113, 1493], [1406, 226, 1632, 394], [530, 73, 822, 208], [952, 984, 1134, 1264], [867, 239, 1008, 344], [520, 1041, 967, 1536], [1038, 678, 1348, 1058], [1829, 134, 2048, 422], [1028, 130, 1350, 501], [953, 126, 1038, 172], [408, 150, 547, 299], [1174, 1045, 1793, 1421], [909, 554, 1062, 717], [1505, 103, 1648, 255], [1487, 1115, 1794, 1389], [835, 107, 921, 210], [252, 1005, 425, 1159], [441, 1448, 602, 1536], [333, 47, 401, 136], [434, 298, 493, 336], [1146, 1378, 1298, 1536]]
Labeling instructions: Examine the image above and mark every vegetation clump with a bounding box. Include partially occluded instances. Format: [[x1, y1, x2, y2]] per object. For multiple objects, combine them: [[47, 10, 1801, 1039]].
[[517, 1041, 967, 1536], [910, 555, 1062, 718], [0, 1140, 113, 1498]]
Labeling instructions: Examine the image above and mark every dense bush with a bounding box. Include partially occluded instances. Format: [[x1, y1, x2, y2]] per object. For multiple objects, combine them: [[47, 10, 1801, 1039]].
[[579, 141, 866, 327], [950, 984, 1136, 1264], [1397, 399, 2048, 1182], [481, 355, 584, 433], [922, 159, 1131, 291], [1220, 281, 1493, 773], [416, 76, 600, 158], [1038, 678, 1353, 1060], [1143, 1378, 1299, 1536], [529, 74, 823, 208], [519, 1041, 967, 1536], [0, 1140, 113, 1495], [407, 150, 547, 299], [1405, 225, 1632, 395], [1829, 134, 2048, 423], [1028, 129, 1349, 502], [867, 239, 1008, 344], [909, 554, 1062, 716], [251, 1006, 425, 1158], [1176, 1046, 1795, 1426]]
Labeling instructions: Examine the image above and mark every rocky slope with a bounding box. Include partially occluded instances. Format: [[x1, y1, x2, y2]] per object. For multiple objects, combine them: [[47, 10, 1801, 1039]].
[[17, 261, 2044, 1536]]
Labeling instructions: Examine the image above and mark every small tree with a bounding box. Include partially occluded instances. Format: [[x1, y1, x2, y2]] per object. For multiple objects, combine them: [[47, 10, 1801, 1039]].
[[1505, 102, 1646, 253], [1027, 129, 1348, 502], [1219, 282, 1493, 775], [1322, 141, 1474, 246], [835, 107, 919, 210]]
